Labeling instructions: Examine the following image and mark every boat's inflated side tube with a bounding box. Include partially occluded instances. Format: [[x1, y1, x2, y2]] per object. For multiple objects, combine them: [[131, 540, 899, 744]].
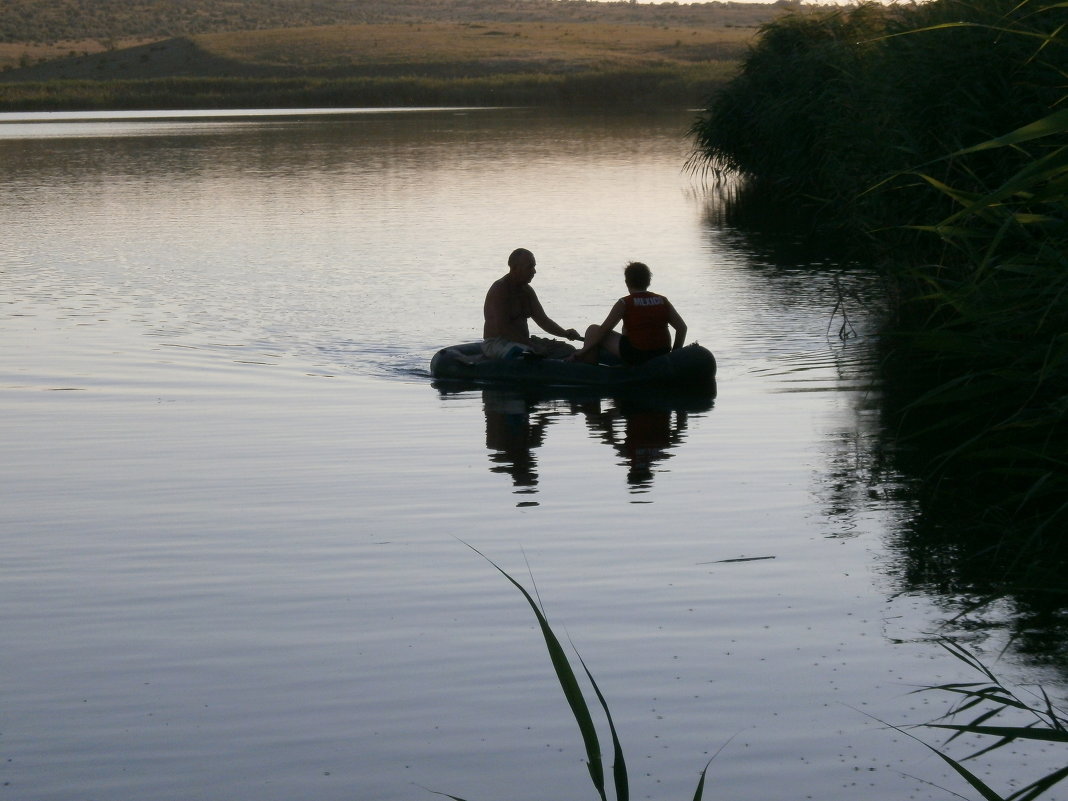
[[430, 342, 716, 389]]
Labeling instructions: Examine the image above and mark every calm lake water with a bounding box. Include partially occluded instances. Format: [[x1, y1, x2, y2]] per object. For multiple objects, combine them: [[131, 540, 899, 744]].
[[1, 107, 1062, 801]]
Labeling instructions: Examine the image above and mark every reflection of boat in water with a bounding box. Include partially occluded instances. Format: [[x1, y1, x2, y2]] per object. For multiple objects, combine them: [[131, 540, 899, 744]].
[[430, 341, 717, 391], [432, 379, 715, 497], [482, 388, 550, 493], [589, 398, 685, 490]]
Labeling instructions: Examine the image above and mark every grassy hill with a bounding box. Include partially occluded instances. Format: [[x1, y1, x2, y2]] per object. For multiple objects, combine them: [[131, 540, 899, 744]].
[[0, 0, 784, 46], [1, 22, 755, 81], [0, 0, 790, 109]]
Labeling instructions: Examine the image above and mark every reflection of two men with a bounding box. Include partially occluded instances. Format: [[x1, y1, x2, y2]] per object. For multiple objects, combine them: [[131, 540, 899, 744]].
[[482, 389, 691, 492]]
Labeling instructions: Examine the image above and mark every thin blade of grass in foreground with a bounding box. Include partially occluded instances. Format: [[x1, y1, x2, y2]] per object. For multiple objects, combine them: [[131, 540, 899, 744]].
[[928, 724, 1068, 744], [461, 541, 609, 801], [891, 638, 1068, 801], [691, 759, 713, 801], [425, 791, 471, 801], [913, 733, 1008, 801], [691, 734, 737, 801], [1012, 765, 1068, 801], [865, 712, 1007, 801], [573, 647, 628, 801], [443, 543, 722, 801]]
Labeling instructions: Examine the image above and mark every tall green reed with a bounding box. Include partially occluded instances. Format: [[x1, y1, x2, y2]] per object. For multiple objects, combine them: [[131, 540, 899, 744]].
[[437, 543, 717, 801], [898, 639, 1067, 801], [687, 2, 892, 202], [690, 0, 1068, 551], [688, 0, 1067, 238], [878, 7, 1068, 546]]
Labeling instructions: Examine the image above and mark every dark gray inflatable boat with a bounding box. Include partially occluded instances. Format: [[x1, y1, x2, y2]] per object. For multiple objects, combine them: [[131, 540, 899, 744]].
[[430, 341, 716, 390]]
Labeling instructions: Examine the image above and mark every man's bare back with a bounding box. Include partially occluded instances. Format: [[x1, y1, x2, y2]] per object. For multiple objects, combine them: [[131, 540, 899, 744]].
[[483, 274, 535, 342]]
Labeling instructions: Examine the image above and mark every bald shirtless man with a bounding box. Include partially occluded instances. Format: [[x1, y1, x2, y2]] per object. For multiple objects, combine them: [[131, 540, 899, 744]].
[[482, 248, 581, 359]]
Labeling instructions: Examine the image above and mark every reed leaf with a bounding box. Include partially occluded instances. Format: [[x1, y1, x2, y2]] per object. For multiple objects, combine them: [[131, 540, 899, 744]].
[[1011, 766, 1068, 801], [690, 758, 714, 801], [923, 740, 1010, 801], [875, 19, 1055, 43], [908, 639, 1068, 800], [950, 108, 1068, 156], [934, 148, 1068, 228], [928, 724, 1068, 743], [575, 649, 629, 801], [462, 542, 609, 801], [428, 792, 471, 801], [450, 544, 724, 801], [876, 712, 1009, 801]]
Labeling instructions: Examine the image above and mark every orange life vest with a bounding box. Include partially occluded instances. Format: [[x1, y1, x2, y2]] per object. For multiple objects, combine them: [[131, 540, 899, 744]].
[[622, 292, 671, 351]]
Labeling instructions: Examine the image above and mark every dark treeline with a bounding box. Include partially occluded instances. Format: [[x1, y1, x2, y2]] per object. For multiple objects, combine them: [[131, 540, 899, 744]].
[[689, 0, 1064, 233], [691, 0, 1068, 636], [0, 0, 781, 44], [0, 68, 725, 110]]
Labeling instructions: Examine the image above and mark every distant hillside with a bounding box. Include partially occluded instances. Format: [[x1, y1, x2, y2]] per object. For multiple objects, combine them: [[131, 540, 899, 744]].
[[0, 0, 792, 109], [1, 22, 757, 82], [0, 0, 785, 45]]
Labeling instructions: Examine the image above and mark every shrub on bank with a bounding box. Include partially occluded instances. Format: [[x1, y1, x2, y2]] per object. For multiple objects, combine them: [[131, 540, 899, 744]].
[[690, 0, 1065, 228], [689, 0, 1068, 545]]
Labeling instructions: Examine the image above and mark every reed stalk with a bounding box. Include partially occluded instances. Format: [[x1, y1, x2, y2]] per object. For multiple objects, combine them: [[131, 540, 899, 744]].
[[438, 543, 718, 801], [897, 639, 1068, 801]]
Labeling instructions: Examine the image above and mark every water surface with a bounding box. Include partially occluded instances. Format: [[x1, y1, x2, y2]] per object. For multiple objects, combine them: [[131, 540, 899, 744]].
[[1, 107, 1059, 801]]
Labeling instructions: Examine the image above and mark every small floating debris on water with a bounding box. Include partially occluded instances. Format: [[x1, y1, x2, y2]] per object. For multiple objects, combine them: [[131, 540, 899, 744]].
[[698, 555, 777, 564]]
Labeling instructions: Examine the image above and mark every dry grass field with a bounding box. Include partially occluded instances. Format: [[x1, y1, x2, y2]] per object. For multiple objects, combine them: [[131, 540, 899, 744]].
[[200, 21, 756, 70], [0, 40, 152, 71], [0, 0, 786, 49], [2, 21, 760, 81], [0, 1, 790, 108]]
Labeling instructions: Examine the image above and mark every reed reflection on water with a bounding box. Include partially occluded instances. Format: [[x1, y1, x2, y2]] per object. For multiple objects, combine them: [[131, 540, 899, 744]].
[[716, 180, 1068, 683]]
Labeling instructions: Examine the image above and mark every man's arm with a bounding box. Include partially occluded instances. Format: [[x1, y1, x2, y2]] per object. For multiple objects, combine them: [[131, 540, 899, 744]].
[[529, 289, 580, 340], [667, 302, 687, 350]]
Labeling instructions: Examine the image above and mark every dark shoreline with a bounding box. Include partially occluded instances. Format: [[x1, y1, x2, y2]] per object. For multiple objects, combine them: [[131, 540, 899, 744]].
[[0, 67, 733, 113]]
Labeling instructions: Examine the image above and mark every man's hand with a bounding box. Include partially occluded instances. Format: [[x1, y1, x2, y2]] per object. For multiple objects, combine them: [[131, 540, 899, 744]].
[[564, 328, 582, 341]]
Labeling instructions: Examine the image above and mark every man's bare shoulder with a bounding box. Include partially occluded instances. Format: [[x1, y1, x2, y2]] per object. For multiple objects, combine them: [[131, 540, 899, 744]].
[[486, 275, 509, 295], [487, 276, 536, 300]]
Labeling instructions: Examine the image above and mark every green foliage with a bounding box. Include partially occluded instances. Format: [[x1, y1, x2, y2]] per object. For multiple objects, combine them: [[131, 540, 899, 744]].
[[905, 639, 1068, 801], [689, 0, 1067, 225], [688, 2, 891, 196], [885, 87, 1068, 544], [690, 0, 1068, 549]]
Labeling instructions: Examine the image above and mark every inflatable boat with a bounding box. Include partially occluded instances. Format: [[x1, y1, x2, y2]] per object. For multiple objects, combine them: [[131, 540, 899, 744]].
[[429, 341, 716, 391]]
